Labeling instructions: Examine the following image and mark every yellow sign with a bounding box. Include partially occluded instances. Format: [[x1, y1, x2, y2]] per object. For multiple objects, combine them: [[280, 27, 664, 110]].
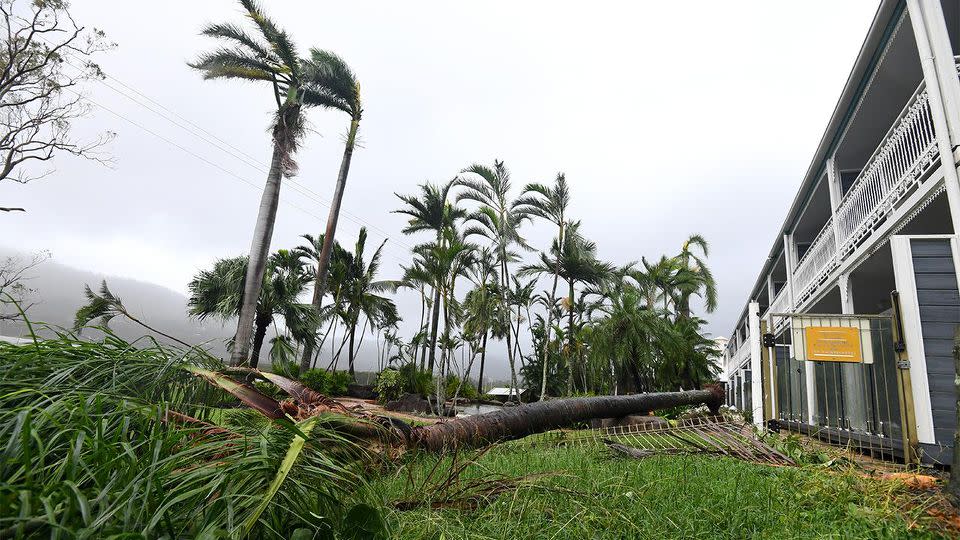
[[804, 326, 862, 363]]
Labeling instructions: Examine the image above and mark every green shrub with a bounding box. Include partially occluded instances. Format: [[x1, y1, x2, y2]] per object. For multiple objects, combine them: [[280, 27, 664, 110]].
[[328, 370, 353, 396], [374, 369, 404, 403], [299, 369, 331, 394], [398, 363, 433, 397], [444, 374, 478, 400]]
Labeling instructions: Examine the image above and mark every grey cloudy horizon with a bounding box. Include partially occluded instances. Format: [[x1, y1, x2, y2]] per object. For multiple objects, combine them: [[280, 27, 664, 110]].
[[4, 1, 879, 361]]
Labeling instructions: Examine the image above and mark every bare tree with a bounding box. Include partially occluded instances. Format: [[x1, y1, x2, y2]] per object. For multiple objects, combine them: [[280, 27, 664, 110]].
[[0, 0, 112, 206], [0, 250, 48, 320]]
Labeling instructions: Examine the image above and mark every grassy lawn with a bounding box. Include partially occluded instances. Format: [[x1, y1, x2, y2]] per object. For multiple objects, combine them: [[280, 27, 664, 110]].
[[372, 442, 950, 539]]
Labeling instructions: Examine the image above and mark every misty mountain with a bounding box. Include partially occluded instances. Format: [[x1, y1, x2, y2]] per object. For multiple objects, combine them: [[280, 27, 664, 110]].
[[0, 249, 236, 358], [0, 249, 518, 379]]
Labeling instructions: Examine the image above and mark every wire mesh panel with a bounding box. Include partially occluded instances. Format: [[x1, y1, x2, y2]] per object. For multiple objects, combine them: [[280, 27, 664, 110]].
[[769, 313, 904, 461]]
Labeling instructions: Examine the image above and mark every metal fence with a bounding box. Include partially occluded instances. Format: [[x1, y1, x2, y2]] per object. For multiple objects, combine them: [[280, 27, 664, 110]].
[[766, 313, 913, 462]]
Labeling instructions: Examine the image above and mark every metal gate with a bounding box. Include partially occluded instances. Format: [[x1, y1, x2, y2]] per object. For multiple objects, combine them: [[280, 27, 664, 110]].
[[763, 306, 919, 464]]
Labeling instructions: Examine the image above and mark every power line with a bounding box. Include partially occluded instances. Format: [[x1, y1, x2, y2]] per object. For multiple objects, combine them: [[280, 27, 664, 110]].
[[36, 37, 418, 264]]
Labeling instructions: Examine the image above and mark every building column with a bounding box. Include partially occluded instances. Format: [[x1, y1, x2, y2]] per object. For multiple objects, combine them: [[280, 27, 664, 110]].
[[783, 234, 797, 310], [748, 301, 764, 427], [908, 0, 960, 235], [917, 0, 960, 144], [826, 157, 845, 253]]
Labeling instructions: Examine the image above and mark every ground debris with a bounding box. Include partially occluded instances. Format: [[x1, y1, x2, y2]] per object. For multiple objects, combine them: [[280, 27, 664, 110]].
[[596, 417, 797, 466]]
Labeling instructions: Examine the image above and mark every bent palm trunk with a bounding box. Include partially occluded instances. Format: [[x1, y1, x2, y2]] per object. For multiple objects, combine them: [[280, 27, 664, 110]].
[[300, 117, 360, 372], [409, 387, 724, 451], [232, 139, 290, 366]]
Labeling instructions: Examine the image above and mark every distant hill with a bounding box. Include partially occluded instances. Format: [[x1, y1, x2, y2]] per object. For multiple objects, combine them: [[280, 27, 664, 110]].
[[0, 249, 235, 358]]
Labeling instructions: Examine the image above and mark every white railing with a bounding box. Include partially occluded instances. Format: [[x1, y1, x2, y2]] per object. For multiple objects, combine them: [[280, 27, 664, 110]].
[[791, 74, 941, 306], [793, 215, 838, 301], [727, 338, 751, 373], [767, 286, 791, 333], [834, 89, 937, 257]]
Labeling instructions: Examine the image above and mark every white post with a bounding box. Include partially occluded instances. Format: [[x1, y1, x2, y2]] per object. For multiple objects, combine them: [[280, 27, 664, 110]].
[[748, 301, 764, 427], [826, 158, 845, 253], [918, 0, 960, 144], [890, 236, 936, 443], [826, 158, 843, 211], [907, 0, 960, 236], [783, 234, 797, 311]]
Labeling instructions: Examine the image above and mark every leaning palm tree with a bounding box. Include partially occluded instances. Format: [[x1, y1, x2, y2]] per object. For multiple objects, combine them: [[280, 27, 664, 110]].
[[192, 1, 351, 366], [515, 173, 570, 400], [298, 50, 364, 372], [457, 160, 530, 399]]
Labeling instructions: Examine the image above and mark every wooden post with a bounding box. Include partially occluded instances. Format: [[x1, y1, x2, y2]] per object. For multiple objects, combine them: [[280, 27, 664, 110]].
[[949, 327, 960, 498], [891, 291, 921, 466], [760, 320, 775, 424]]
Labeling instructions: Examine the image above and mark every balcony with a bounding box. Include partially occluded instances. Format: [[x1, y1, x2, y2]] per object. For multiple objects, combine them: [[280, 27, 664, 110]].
[[726, 337, 751, 374], [789, 65, 948, 308]]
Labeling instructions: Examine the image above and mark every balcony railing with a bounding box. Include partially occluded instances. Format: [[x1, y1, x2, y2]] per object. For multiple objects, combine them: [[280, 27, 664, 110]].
[[767, 286, 791, 332], [726, 337, 752, 372], [791, 72, 942, 306]]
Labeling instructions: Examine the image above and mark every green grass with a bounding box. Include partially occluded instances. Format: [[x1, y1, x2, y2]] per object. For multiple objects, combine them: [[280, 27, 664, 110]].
[[372, 443, 947, 539]]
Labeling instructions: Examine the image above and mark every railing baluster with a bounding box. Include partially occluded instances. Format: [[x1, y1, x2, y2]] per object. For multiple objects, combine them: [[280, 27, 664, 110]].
[[791, 78, 940, 308]]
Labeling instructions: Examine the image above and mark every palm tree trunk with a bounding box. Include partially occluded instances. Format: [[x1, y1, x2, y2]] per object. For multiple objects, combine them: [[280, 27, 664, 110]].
[[476, 329, 488, 395], [249, 311, 272, 370], [539, 223, 564, 400], [347, 320, 357, 379], [299, 117, 360, 372], [427, 285, 441, 372], [566, 278, 575, 396], [410, 388, 724, 451], [233, 138, 290, 366], [500, 255, 518, 402]]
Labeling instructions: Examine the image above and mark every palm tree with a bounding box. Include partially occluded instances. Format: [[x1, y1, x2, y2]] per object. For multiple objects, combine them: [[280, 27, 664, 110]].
[[588, 284, 674, 393], [295, 233, 351, 368], [298, 51, 364, 372], [412, 228, 477, 408], [337, 228, 400, 379], [463, 247, 499, 394], [674, 234, 718, 321], [393, 180, 464, 372], [192, 1, 350, 366], [399, 258, 434, 369], [457, 160, 530, 400], [520, 221, 611, 395], [187, 250, 316, 369], [515, 173, 570, 400]]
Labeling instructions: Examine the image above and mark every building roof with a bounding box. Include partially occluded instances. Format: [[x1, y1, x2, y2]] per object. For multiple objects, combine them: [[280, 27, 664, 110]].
[[485, 387, 526, 396]]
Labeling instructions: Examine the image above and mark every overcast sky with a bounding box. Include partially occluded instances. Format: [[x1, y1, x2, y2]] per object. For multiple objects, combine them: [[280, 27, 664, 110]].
[[5, 1, 880, 352]]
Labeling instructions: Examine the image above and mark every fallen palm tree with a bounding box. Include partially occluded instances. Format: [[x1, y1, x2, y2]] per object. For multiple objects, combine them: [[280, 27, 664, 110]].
[[406, 390, 724, 451]]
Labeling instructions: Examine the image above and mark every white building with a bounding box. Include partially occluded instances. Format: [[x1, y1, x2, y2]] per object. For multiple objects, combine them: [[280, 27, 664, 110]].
[[724, 0, 959, 464]]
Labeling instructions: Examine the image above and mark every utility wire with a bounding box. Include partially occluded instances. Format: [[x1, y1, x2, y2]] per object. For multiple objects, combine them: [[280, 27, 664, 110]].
[[41, 40, 418, 263]]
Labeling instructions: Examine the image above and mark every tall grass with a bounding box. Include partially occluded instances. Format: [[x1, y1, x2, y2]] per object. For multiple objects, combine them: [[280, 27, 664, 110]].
[[0, 327, 380, 538]]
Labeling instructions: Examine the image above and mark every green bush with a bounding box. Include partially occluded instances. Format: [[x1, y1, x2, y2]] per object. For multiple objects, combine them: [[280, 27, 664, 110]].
[[328, 370, 353, 396], [444, 374, 478, 400], [299, 369, 352, 396], [299, 369, 331, 395], [374, 369, 404, 403], [398, 363, 433, 397]]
